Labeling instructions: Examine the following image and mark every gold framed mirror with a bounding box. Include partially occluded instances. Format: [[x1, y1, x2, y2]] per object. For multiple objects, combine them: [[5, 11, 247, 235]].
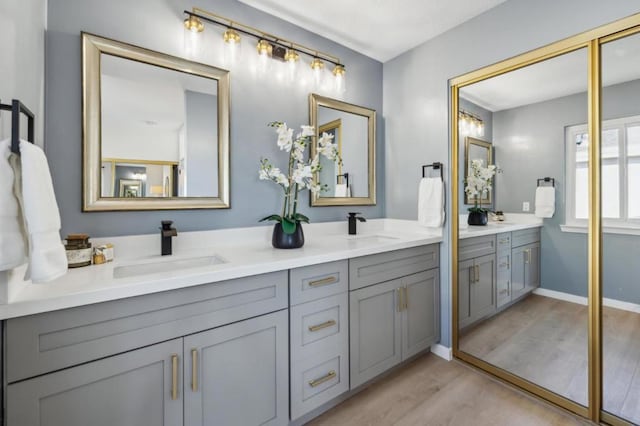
[[309, 93, 376, 206], [82, 32, 230, 211], [464, 137, 493, 204]]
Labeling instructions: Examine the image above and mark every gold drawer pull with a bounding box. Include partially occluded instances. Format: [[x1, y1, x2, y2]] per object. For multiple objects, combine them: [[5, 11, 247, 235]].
[[397, 288, 403, 311], [308, 319, 337, 332], [171, 354, 179, 400], [308, 276, 338, 287], [308, 370, 337, 387], [499, 238, 510, 244], [191, 349, 198, 392], [402, 286, 408, 310]]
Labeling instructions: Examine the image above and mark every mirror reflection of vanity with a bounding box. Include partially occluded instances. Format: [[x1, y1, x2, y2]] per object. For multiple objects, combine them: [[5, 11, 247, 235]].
[[309, 94, 376, 206], [446, 21, 640, 421], [82, 33, 230, 211]]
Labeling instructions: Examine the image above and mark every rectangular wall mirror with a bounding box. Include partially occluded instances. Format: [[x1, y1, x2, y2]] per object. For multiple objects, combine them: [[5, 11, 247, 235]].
[[464, 137, 493, 204], [82, 33, 230, 211], [309, 93, 376, 206]]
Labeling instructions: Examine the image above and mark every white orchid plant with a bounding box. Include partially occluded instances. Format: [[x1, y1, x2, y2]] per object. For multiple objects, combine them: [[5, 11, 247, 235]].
[[259, 121, 340, 234], [465, 159, 496, 213]]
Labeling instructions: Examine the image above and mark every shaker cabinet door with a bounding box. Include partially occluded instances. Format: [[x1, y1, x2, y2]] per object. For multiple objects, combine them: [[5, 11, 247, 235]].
[[7, 339, 183, 426], [350, 279, 402, 389], [458, 258, 475, 329], [402, 269, 440, 360], [183, 309, 289, 426], [471, 254, 496, 322]]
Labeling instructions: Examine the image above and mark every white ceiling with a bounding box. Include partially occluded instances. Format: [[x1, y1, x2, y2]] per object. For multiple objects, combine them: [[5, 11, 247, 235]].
[[238, 0, 509, 62], [460, 34, 640, 112]]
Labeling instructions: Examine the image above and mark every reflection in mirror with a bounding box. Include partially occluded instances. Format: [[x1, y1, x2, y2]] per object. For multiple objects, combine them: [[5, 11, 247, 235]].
[[457, 47, 589, 406], [601, 30, 640, 425], [464, 137, 493, 204], [309, 94, 376, 206], [82, 33, 230, 211], [100, 54, 218, 198]]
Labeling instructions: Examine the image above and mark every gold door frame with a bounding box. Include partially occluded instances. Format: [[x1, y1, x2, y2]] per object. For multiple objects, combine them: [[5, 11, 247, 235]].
[[450, 13, 640, 425]]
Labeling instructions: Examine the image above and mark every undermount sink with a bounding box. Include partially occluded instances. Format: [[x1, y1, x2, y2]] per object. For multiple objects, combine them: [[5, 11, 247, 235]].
[[345, 234, 400, 243], [113, 255, 226, 279]]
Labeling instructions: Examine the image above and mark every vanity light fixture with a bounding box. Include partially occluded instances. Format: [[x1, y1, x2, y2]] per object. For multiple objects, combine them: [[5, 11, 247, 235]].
[[183, 7, 346, 92], [458, 110, 484, 138]]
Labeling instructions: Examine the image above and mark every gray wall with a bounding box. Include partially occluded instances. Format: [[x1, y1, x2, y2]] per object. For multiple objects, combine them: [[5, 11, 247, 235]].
[[383, 0, 640, 347], [46, 0, 384, 237], [185, 90, 218, 197], [494, 79, 640, 303], [0, 0, 46, 145]]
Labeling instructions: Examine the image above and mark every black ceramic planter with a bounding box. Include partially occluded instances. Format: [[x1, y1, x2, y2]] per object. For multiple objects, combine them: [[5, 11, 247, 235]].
[[468, 211, 488, 226], [272, 222, 305, 249]]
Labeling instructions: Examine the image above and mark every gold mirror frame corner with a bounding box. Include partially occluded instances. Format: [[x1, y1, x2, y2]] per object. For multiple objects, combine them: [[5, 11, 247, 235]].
[[81, 32, 230, 212], [449, 13, 640, 426], [308, 93, 376, 207]]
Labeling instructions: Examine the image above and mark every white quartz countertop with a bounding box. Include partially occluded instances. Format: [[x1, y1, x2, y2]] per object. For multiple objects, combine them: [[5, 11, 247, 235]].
[[0, 219, 442, 319], [458, 213, 543, 239]]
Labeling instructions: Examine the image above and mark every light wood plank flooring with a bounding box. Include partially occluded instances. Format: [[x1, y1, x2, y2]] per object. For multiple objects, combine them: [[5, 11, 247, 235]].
[[309, 354, 587, 426], [459, 294, 640, 424]]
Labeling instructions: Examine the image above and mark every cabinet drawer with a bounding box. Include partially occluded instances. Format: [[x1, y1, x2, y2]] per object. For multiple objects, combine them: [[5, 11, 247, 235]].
[[290, 293, 348, 362], [497, 232, 511, 252], [6, 271, 288, 383], [512, 228, 540, 247], [291, 351, 349, 420], [459, 235, 496, 261], [290, 260, 348, 305], [349, 245, 439, 291]]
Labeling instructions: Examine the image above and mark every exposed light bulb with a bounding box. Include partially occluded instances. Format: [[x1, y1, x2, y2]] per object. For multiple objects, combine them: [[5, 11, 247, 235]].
[[333, 64, 346, 94], [223, 28, 241, 65], [284, 49, 299, 82], [256, 40, 272, 75], [310, 57, 324, 87]]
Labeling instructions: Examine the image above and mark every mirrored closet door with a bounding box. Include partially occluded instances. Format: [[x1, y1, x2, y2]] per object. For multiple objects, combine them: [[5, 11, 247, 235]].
[[451, 13, 640, 424], [601, 28, 640, 426], [455, 47, 590, 410]]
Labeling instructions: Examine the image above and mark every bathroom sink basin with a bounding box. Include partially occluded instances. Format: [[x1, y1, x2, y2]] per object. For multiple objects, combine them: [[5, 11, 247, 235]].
[[345, 234, 400, 243], [113, 255, 226, 279]]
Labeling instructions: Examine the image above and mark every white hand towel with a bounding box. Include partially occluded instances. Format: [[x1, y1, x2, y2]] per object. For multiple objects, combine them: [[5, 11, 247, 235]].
[[418, 177, 445, 228], [13, 140, 67, 282], [535, 186, 555, 218], [335, 183, 351, 197], [0, 140, 27, 270]]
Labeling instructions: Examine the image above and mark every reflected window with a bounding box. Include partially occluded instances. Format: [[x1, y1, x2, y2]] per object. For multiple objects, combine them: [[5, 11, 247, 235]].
[[566, 115, 640, 225]]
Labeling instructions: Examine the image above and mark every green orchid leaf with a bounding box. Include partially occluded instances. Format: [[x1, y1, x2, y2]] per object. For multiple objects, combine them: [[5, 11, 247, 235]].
[[281, 217, 297, 234], [259, 214, 282, 223], [294, 213, 310, 223]]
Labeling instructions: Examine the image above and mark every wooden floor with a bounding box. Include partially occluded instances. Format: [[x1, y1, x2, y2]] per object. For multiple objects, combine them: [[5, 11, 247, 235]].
[[459, 294, 640, 424], [309, 354, 588, 426]]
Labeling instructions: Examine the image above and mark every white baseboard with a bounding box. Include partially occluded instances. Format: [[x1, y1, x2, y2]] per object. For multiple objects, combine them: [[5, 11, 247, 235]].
[[533, 288, 640, 313], [430, 343, 452, 361]]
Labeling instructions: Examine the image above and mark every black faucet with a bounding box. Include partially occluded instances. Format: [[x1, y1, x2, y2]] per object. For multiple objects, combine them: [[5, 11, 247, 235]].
[[160, 220, 178, 256], [348, 212, 366, 235]]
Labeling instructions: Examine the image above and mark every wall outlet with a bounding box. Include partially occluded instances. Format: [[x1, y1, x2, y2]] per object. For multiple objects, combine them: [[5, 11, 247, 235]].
[[522, 201, 530, 212]]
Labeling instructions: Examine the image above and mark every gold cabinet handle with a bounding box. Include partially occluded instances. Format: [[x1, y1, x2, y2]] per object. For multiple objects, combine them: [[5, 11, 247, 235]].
[[308, 276, 337, 287], [499, 238, 509, 244], [525, 249, 531, 264], [171, 354, 179, 400], [191, 349, 198, 392], [308, 319, 337, 332], [402, 286, 408, 310], [397, 288, 403, 311], [475, 265, 480, 282], [308, 370, 337, 388]]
